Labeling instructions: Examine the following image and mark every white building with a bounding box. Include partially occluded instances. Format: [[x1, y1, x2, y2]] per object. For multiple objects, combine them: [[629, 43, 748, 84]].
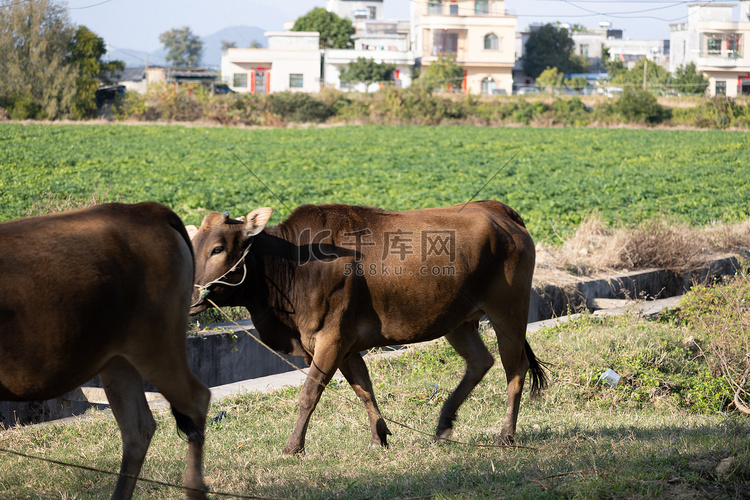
[[221, 32, 321, 94], [324, 20, 415, 91], [323, 0, 415, 92], [605, 38, 670, 70], [670, 1, 750, 97], [327, 0, 384, 23]]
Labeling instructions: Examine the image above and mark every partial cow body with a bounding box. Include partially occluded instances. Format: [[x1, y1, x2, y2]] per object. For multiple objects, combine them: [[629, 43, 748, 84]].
[[189, 201, 545, 454], [0, 202, 210, 500]]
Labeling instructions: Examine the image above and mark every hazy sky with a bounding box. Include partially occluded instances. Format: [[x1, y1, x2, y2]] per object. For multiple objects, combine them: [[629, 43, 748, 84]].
[[66, 0, 741, 52]]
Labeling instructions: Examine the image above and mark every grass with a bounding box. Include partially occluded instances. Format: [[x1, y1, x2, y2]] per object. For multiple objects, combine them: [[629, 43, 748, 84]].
[[2, 123, 750, 245], [1, 311, 748, 499]]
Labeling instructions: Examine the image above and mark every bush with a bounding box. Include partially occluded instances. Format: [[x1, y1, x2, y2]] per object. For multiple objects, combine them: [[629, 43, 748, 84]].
[[610, 88, 671, 124], [205, 93, 270, 126], [552, 97, 590, 126], [9, 94, 45, 120], [671, 97, 750, 129], [267, 92, 334, 123], [675, 271, 750, 414], [115, 90, 148, 120]]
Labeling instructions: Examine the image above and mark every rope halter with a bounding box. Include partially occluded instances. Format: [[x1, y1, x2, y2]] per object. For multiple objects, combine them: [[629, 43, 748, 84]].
[[194, 238, 253, 303]]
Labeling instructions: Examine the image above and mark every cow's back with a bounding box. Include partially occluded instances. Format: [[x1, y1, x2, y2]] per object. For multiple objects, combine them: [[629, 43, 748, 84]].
[[0, 202, 194, 401], [272, 201, 534, 349]]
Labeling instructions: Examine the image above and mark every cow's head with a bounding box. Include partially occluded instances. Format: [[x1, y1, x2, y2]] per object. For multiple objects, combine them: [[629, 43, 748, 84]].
[[187, 207, 273, 314]]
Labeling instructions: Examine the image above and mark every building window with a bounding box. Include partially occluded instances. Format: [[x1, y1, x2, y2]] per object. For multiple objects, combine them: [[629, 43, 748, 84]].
[[233, 73, 248, 88], [289, 73, 303, 88], [727, 35, 742, 57], [716, 81, 726, 96], [475, 0, 489, 14], [428, 0, 442, 14], [481, 77, 495, 94], [580, 44, 589, 57], [368, 6, 376, 19], [449, 3, 458, 15], [484, 33, 498, 50], [433, 33, 458, 55], [707, 37, 721, 55]]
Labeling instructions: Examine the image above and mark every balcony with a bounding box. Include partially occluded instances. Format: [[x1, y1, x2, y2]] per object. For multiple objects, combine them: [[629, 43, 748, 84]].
[[698, 52, 746, 68], [419, 0, 507, 17]]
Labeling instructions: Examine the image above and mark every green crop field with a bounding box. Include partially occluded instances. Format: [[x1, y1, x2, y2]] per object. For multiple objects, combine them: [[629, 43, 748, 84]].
[[1, 123, 749, 243]]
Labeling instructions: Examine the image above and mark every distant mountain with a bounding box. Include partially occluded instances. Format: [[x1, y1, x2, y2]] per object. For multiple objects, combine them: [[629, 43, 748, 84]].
[[108, 26, 267, 69], [202, 26, 268, 68]]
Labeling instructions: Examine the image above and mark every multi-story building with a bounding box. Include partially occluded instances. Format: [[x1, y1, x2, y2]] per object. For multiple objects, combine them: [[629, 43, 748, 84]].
[[324, 19, 415, 92], [670, 1, 750, 97], [411, 0, 517, 94], [324, 0, 415, 92]]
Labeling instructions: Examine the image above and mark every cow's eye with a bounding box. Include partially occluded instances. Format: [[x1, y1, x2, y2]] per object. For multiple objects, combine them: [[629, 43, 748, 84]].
[[211, 246, 224, 255]]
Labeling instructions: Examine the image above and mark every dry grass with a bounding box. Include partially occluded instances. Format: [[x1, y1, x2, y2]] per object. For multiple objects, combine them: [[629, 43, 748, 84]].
[[536, 214, 750, 281]]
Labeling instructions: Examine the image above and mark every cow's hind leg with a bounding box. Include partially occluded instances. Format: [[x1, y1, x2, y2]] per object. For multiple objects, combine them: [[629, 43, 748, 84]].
[[340, 352, 391, 448], [487, 309, 546, 445], [138, 363, 210, 500], [435, 321, 495, 441], [99, 357, 156, 500]]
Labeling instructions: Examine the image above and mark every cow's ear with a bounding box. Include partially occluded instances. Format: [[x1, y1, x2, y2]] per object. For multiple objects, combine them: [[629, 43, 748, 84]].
[[185, 225, 199, 240], [244, 207, 273, 238]]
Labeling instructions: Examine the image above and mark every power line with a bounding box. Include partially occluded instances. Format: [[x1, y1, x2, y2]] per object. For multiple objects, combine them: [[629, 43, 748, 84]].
[[68, 0, 117, 10]]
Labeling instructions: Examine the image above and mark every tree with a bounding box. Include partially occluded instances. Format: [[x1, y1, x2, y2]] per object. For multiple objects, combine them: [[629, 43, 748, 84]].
[[672, 62, 709, 95], [160, 26, 203, 67], [221, 40, 236, 51], [418, 55, 465, 93], [608, 57, 672, 91], [536, 67, 564, 93], [249, 40, 263, 49], [292, 7, 354, 49], [339, 57, 396, 92], [566, 76, 589, 93], [0, 0, 77, 119], [601, 45, 625, 75], [68, 26, 124, 119], [522, 24, 585, 79]]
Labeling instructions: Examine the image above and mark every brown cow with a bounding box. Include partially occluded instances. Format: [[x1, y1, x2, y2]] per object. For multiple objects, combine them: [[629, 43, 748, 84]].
[[188, 201, 546, 455], [0, 202, 210, 500]]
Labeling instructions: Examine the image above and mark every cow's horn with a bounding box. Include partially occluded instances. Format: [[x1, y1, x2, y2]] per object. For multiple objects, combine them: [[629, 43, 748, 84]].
[[221, 211, 230, 223]]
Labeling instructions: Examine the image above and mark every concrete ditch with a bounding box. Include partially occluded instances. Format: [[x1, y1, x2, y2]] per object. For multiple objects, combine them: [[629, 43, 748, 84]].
[[1, 255, 743, 428]]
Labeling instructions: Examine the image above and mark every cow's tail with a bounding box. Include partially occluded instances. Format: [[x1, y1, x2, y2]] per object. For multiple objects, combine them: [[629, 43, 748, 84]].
[[172, 406, 205, 446], [525, 341, 548, 398]]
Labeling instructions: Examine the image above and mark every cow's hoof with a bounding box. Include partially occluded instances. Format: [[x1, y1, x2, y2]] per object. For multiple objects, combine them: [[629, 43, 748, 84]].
[[496, 434, 515, 446], [369, 438, 389, 449], [434, 428, 453, 443], [281, 444, 305, 456]]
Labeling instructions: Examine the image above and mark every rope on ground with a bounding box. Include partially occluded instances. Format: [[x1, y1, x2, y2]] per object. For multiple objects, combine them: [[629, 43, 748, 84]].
[[0, 446, 282, 499]]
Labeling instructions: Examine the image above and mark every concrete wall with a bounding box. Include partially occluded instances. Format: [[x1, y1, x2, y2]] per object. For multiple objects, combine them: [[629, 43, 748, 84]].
[[528, 255, 741, 322]]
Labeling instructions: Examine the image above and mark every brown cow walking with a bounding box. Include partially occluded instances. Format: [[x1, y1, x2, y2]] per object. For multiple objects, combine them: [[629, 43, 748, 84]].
[[0, 202, 210, 500], [188, 201, 546, 455]]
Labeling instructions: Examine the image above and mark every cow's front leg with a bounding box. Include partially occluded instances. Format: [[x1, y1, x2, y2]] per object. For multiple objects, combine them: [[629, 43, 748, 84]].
[[340, 352, 391, 448], [282, 339, 345, 455]]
